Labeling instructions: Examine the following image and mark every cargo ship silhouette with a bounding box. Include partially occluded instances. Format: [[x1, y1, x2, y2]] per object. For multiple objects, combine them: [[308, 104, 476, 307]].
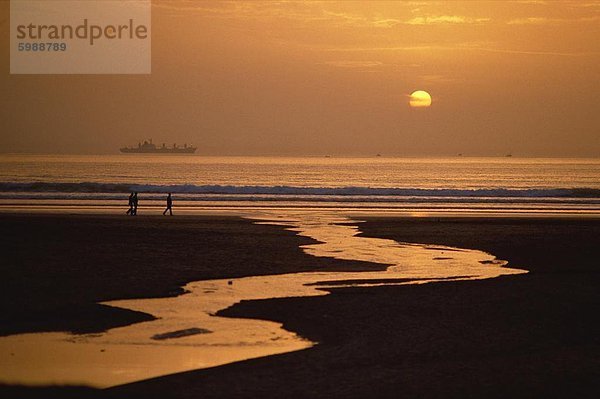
[[120, 139, 196, 154]]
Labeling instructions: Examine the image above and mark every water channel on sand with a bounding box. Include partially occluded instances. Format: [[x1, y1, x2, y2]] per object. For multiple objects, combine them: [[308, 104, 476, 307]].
[[0, 212, 527, 387]]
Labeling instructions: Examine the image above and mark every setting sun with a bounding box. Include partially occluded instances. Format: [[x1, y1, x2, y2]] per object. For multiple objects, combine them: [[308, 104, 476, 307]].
[[409, 90, 432, 108]]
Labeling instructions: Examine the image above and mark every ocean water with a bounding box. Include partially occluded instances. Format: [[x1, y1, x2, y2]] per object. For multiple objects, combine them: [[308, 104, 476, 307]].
[[0, 156, 591, 386], [1, 154, 599, 215]]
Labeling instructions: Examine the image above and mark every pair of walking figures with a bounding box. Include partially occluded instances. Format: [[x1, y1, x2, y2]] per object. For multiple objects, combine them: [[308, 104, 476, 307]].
[[126, 192, 173, 215]]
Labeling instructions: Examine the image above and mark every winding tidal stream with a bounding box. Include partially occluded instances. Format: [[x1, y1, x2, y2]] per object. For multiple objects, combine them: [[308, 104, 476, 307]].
[[0, 212, 527, 387]]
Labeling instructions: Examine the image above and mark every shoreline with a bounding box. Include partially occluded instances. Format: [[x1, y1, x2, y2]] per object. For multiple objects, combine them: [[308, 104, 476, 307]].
[[111, 214, 600, 398], [1, 213, 599, 397], [2, 206, 600, 221]]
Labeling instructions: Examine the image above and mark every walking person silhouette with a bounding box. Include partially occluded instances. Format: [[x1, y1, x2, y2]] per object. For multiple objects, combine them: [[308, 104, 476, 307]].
[[132, 192, 139, 215], [125, 192, 134, 215], [163, 193, 173, 216]]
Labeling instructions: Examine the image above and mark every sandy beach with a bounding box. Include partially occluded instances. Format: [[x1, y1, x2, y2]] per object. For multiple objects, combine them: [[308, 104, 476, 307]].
[[0, 213, 375, 337], [3, 0, 600, 396], [0, 213, 598, 398]]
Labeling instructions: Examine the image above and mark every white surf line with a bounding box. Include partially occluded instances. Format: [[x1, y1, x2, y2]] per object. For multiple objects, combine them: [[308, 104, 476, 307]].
[[0, 212, 527, 388]]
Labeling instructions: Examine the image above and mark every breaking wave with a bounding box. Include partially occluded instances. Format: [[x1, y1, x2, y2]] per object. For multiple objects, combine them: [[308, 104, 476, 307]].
[[0, 182, 599, 198]]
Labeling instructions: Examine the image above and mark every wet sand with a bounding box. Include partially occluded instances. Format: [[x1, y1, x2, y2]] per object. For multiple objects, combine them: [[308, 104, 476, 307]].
[[1, 215, 599, 398], [0, 213, 373, 337], [111, 216, 600, 399], [0, 213, 525, 388]]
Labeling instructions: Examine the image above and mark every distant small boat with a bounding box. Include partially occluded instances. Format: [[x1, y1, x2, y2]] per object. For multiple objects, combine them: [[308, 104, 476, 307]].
[[505, 154, 512, 157], [120, 139, 196, 154]]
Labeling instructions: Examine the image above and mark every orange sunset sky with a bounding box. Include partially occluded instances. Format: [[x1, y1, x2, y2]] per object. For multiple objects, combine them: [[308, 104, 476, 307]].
[[1, 0, 599, 156]]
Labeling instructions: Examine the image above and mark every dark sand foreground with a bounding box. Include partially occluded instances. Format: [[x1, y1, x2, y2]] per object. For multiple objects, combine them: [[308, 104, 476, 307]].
[[1, 215, 599, 398], [0, 214, 374, 336]]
